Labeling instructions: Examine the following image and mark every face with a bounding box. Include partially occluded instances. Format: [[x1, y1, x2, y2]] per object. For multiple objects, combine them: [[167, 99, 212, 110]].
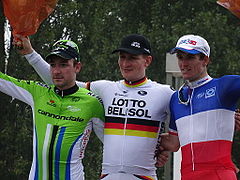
[[177, 51, 209, 82], [118, 52, 152, 81], [49, 56, 81, 90]]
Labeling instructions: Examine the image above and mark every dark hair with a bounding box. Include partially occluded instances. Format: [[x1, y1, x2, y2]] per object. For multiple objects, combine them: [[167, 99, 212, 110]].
[[199, 53, 205, 60], [176, 50, 206, 60]]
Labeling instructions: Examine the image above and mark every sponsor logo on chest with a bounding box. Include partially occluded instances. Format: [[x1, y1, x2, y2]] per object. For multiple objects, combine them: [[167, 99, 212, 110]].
[[107, 97, 151, 118], [196, 86, 216, 99]]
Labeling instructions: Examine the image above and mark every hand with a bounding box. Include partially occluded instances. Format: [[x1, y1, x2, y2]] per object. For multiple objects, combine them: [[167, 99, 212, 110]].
[[155, 146, 169, 167], [235, 109, 240, 131], [13, 34, 34, 55], [236, 167, 239, 174], [160, 132, 170, 140], [234, 163, 239, 173]]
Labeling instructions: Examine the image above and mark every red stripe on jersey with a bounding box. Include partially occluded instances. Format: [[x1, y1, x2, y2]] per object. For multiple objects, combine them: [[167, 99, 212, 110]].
[[181, 140, 235, 174], [105, 122, 158, 132], [105, 122, 124, 129], [133, 174, 155, 180], [126, 124, 158, 132], [169, 131, 178, 136]]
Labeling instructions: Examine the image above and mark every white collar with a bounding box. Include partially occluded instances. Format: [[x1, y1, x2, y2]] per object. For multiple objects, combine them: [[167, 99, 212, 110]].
[[186, 75, 212, 88]]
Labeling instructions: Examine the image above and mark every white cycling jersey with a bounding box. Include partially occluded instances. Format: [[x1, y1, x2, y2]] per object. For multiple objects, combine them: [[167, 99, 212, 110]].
[[25, 51, 174, 176]]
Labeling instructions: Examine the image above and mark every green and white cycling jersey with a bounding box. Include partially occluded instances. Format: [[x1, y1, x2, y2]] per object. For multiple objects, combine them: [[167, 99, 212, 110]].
[[0, 72, 104, 180]]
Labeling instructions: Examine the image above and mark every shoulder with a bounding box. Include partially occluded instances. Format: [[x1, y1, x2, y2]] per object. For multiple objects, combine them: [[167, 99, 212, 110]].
[[148, 80, 175, 93], [88, 80, 118, 94], [217, 75, 240, 81], [79, 88, 103, 105], [35, 81, 51, 89], [210, 75, 240, 87], [91, 79, 116, 86]]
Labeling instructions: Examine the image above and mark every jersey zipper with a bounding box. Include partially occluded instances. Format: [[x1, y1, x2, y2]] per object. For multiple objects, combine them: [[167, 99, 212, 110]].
[[189, 88, 195, 171], [121, 107, 128, 171]]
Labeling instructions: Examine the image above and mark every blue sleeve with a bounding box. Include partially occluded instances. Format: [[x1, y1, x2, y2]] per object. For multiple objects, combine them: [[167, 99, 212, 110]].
[[218, 75, 240, 107], [169, 93, 178, 131]]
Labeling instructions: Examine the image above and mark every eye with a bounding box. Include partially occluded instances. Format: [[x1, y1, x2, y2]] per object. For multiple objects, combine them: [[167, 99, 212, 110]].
[[131, 55, 138, 60], [177, 54, 184, 59], [60, 63, 68, 67], [186, 55, 195, 59], [49, 63, 56, 67], [119, 55, 126, 59]]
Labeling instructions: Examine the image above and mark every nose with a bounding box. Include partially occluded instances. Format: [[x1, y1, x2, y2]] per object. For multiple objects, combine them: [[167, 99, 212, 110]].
[[52, 66, 61, 74], [179, 59, 188, 66], [121, 59, 131, 67]]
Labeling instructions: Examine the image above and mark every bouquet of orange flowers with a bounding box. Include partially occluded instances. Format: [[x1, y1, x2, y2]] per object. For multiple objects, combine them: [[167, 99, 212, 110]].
[[2, 0, 58, 37], [217, 0, 240, 18]]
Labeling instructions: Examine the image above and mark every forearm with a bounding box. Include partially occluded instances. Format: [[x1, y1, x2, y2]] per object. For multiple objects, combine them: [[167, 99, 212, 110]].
[[160, 133, 180, 152], [25, 51, 53, 85], [235, 109, 240, 131], [92, 118, 104, 143]]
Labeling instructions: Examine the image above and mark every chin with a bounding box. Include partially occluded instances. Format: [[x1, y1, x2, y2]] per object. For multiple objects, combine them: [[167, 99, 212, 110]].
[[123, 75, 130, 80]]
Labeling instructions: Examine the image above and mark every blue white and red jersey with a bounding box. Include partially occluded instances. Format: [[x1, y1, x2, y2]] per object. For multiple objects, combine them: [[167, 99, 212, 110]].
[[169, 75, 240, 174]]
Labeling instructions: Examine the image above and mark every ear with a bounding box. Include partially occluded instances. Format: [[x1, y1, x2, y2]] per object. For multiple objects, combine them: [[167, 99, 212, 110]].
[[75, 62, 82, 73], [203, 56, 210, 66], [145, 55, 152, 67]]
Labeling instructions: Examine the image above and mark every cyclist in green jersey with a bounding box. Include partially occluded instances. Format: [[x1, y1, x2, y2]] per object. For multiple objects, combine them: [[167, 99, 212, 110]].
[[1, 39, 104, 180]]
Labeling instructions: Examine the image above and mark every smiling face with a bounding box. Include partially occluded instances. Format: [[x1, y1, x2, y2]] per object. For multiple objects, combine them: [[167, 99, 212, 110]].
[[118, 52, 152, 82], [49, 56, 81, 90], [176, 51, 209, 82]]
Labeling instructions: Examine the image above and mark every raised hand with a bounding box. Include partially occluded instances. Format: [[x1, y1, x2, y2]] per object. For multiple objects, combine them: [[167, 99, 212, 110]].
[[13, 35, 34, 55]]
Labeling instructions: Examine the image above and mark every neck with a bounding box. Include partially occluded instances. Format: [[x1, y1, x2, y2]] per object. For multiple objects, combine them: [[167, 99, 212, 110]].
[[186, 75, 212, 88], [124, 77, 147, 87], [54, 84, 79, 97]]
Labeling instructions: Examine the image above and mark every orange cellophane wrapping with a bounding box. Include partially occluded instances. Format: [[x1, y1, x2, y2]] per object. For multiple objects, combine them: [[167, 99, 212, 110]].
[[2, 0, 58, 37], [217, 0, 240, 18]]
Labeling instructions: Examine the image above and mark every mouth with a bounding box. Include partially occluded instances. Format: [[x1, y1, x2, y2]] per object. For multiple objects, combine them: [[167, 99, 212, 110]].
[[122, 68, 132, 73], [181, 68, 190, 74], [53, 77, 63, 81]]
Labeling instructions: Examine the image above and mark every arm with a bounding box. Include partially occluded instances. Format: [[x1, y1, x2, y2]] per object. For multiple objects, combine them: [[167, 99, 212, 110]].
[[92, 118, 104, 143], [235, 109, 240, 131], [155, 146, 169, 167], [0, 72, 35, 106], [155, 133, 180, 167], [160, 133, 180, 152], [14, 35, 53, 85], [89, 92, 105, 143], [15, 35, 89, 88]]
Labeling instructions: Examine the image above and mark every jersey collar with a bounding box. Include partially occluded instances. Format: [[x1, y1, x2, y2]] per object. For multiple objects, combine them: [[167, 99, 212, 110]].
[[186, 75, 212, 88], [54, 84, 79, 97], [123, 77, 148, 87]]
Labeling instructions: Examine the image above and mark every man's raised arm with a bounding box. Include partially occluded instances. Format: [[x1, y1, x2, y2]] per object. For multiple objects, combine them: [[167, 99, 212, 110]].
[[14, 35, 53, 85]]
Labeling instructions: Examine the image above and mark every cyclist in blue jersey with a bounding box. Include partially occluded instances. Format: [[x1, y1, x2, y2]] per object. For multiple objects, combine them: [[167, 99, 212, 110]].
[[6, 38, 105, 180], [160, 34, 239, 180]]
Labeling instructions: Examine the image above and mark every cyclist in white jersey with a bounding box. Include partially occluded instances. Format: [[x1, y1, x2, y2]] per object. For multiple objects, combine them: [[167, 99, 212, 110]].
[[16, 34, 173, 180]]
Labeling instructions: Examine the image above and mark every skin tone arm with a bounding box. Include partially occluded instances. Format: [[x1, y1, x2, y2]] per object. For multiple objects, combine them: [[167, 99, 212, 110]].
[[13, 35, 33, 55], [155, 146, 169, 167], [160, 133, 180, 152], [155, 133, 180, 167], [235, 109, 240, 131]]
